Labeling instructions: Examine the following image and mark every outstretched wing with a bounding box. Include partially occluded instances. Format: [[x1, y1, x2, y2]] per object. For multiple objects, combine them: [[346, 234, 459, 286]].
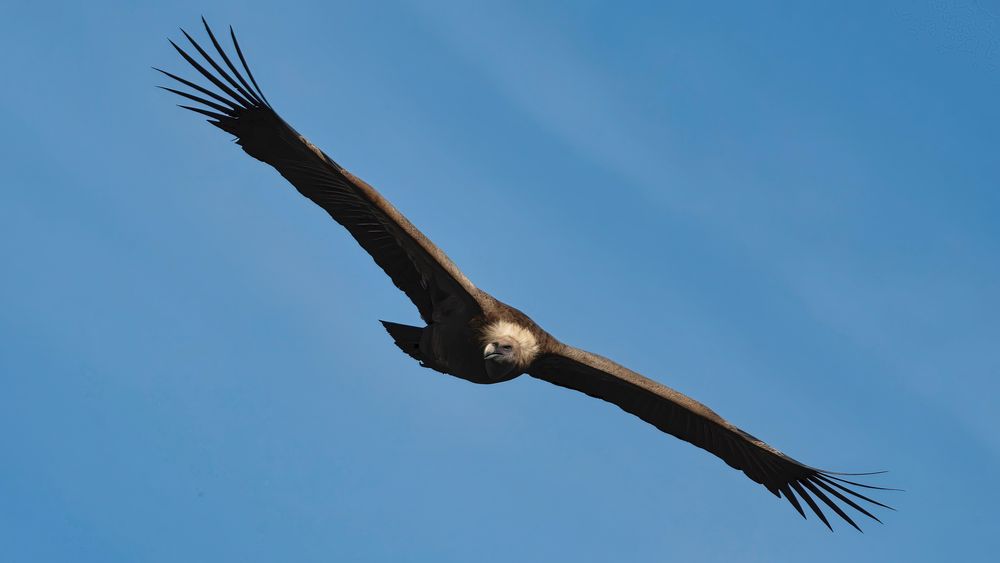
[[157, 19, 485, 324], [528, 343, 895, 531]]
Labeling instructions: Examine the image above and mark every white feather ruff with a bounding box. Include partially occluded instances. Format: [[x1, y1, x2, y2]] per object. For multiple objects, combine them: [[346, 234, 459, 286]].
[[481, 320, 540, 367]]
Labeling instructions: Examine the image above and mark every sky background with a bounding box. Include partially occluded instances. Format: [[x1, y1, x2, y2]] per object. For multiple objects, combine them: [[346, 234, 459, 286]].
[[2, 1, 999, 561]]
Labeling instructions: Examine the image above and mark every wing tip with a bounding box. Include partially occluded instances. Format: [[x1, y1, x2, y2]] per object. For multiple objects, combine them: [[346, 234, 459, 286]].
[[158, 17, 277, 136], [777, 467, 899, 531]]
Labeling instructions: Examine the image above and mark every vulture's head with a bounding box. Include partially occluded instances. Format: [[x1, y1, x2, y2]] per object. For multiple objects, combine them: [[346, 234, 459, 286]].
[[482, 320, 539, 381]]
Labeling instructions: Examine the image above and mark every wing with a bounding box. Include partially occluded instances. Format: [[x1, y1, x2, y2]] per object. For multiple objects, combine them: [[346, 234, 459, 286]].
[[157, 19, 485, 324], [527, 343, 896, 531]]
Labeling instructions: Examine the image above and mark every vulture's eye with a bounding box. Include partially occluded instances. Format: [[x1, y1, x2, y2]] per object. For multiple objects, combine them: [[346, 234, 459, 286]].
[[501, 344, 513, 352]]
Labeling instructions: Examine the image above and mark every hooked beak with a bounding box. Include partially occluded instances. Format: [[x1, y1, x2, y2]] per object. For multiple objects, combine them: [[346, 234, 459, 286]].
[[484, 342, 501, 360]]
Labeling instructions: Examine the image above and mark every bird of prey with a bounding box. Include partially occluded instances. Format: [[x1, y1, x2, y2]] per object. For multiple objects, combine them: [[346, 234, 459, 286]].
[[157, 19, 895, 531]]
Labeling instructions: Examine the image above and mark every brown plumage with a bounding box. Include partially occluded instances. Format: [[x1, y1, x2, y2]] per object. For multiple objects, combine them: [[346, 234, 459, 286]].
[[158, 19, 896, 531]]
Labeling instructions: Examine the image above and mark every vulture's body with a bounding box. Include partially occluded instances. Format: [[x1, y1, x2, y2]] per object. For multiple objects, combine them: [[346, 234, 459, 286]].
[[159, 20, 895, 531]]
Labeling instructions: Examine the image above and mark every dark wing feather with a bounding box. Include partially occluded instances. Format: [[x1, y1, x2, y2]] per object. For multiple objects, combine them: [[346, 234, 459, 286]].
[[158, 19, 485, 323], [527, 344, 896, 531]]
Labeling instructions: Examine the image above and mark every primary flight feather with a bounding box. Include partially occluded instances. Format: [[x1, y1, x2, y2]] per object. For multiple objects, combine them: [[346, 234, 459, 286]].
[[158, 19, 895, 531]]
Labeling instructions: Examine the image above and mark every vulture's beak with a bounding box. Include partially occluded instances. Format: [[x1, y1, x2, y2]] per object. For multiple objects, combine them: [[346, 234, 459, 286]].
[[484, 343, 501, 360]]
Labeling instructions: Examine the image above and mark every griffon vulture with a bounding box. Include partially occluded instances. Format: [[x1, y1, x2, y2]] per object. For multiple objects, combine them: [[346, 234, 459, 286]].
[[157, 19, 895, 531]]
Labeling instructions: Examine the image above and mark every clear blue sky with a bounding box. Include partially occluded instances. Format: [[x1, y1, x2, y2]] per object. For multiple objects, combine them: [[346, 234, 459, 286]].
[[2, 1, 998, 561]]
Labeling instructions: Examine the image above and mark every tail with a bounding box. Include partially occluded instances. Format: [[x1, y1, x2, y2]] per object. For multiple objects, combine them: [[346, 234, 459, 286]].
[[380, 321, 426, 363]]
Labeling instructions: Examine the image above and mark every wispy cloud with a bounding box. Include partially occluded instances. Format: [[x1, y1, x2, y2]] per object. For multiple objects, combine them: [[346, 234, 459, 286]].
[[406, 1, 690, 204]]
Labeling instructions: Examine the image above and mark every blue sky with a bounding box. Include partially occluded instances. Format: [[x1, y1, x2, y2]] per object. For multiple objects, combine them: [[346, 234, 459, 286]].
[[2, 1, 998, 561]]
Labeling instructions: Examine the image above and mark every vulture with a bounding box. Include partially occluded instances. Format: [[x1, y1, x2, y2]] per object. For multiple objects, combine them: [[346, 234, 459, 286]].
[[158, 19, 895, 531]]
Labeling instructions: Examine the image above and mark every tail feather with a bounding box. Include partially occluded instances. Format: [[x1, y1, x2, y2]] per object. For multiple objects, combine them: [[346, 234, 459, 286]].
[[380, 321, 426, 362]]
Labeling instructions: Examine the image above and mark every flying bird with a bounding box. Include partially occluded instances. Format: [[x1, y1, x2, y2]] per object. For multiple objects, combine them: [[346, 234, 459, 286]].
[[158, 19, 895, 531]]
